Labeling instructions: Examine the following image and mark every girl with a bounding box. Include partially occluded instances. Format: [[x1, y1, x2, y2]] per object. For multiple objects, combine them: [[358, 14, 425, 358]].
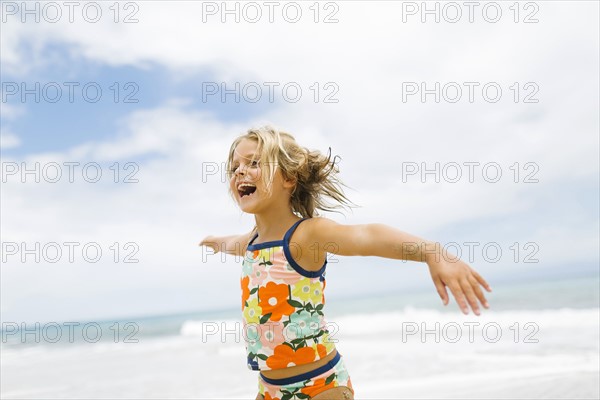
[[200, 126, 491, 400]]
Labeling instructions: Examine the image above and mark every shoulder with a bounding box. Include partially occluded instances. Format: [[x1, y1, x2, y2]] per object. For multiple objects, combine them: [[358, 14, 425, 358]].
[[292, 216, 340, 252], [299, 216, 341, 240], [297, 217, 369, 257], [287, 217, 330, 271], [302, 216, 335, 229]]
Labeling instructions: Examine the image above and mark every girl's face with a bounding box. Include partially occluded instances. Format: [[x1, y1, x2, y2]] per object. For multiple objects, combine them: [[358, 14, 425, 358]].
[[229, 139, 294, 214]]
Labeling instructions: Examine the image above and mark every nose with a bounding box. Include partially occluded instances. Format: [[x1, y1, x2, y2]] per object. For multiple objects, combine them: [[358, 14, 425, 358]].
[[232, 164, 246, 178]]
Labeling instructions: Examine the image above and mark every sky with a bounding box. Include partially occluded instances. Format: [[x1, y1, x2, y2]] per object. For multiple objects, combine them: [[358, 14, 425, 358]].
[[1, 1, 599, 324]]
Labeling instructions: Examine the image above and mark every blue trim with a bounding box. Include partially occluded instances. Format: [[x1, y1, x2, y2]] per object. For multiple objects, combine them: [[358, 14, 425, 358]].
[[245, 218, 327, 277], [283, 218, 327, 278], [248, 232, 259, 246], [247, 230, 284, 251], [247, 240, 283, 251], [259, 352, 341, 385]]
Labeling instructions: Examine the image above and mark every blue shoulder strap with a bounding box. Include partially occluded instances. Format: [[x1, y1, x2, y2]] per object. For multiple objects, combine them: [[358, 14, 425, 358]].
[[247, 231, 259, 246], [283, 217, 309, 243], [282, 217, 326, 278]]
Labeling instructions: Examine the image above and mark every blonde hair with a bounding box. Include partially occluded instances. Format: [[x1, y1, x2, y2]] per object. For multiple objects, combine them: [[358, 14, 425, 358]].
[[226, 125, 356, 218]]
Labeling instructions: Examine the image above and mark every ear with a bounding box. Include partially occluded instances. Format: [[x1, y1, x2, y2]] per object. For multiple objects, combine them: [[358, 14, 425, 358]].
[[282, 177, 296, 190]]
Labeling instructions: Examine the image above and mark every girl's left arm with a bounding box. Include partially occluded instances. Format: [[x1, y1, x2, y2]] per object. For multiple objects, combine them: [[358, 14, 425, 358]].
[[308, 218, 492, 316]]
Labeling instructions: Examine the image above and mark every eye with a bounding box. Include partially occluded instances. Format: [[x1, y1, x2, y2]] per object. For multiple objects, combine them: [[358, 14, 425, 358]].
[[250, 160, 260, 168]]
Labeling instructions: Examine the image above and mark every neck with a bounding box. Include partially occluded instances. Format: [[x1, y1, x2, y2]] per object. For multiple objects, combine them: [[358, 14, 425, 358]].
[[253, 203, 300, 241]]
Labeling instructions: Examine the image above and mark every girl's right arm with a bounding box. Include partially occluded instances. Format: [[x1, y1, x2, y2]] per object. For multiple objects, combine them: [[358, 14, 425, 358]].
[[199, 230, 255, 257]]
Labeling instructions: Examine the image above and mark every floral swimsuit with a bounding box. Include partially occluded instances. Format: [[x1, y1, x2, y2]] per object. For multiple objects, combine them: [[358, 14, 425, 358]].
[[241, 217, 354, 399]]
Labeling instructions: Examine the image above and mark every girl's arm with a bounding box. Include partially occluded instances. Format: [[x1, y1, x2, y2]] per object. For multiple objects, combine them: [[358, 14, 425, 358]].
[[306, 218, 492, 316], [199, 230, 255, 257]]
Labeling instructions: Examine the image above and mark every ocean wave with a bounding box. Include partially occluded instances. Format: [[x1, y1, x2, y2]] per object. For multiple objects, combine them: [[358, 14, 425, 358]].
[[179, 307, 599, 333], [177, 307, 599, 351]]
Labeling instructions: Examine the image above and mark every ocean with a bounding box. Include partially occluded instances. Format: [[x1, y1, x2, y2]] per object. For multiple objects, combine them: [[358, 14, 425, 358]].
[[2, 275, 598, 399]]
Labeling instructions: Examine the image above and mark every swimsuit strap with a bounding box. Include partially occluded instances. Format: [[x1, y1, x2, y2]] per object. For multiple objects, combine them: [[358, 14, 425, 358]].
[[247, 218, 309, 248], [283, 217, 310, 244], [247, 230, 259, 246], [282, 217, 326, 278]]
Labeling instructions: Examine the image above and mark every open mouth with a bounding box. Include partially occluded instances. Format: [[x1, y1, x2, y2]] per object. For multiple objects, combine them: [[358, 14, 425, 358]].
[[237, 183, 257, 198]]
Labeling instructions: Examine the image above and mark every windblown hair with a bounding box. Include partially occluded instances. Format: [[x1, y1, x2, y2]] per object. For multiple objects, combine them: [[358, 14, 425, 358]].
[[226, 125, 356, 218]]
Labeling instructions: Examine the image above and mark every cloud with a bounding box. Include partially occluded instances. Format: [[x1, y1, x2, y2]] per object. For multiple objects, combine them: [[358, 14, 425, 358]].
[[1, 1, 598, 322], [0, 102, 26, 120], [0, 131, 21, 149]]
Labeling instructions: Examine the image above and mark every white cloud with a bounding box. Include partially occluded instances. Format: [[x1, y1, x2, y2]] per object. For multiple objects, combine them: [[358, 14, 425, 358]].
[[0, 102, 26, 120], [1, 1, 598, 322], [0, 131, 21, 149]]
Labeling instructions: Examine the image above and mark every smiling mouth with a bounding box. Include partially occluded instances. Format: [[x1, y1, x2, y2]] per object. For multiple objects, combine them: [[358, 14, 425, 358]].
[[237, 183, 257, 198]]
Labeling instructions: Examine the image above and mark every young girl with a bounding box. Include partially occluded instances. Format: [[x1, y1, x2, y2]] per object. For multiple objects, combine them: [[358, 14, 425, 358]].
[[200, 126, 491, 400]]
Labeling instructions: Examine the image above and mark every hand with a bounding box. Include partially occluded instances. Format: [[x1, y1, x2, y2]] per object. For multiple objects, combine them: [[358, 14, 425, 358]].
[[199, 236, 219, 253], [426, 253, 491, 316]]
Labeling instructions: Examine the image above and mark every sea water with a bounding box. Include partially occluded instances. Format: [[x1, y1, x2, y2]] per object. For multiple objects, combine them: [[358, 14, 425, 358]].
[[2, 275, 598, 399]]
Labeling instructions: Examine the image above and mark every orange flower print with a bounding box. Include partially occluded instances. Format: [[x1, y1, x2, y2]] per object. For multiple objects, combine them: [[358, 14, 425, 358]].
[[266, 344, 316, 369], [241, 276, 250, 310], [258, 281, 294, 322], [300, 377, 336, 397], [266, 344, 294, 369], [264, 393, 280, 400], [316, 343, 328, 359], [294, 346, 317, 365]]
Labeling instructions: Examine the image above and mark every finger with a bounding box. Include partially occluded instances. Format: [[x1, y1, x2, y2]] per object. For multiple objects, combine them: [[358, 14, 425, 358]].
[[199, 241, 218, 252], [433, 277, 449, 306], [471, 269, 492, 292], [447, 282, 469, 314], [461, 279, 481, 316], [469, 276, 490, 309]]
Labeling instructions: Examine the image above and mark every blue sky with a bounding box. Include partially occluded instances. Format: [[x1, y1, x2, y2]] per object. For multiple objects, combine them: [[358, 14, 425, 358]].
[[1, 1, 598, 323], [2, 44, 275, 156]]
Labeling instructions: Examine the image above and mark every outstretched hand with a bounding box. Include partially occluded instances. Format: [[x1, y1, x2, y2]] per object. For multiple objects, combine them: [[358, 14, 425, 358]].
[[426, 253, 491, 315], [199, 236, 219, 253]]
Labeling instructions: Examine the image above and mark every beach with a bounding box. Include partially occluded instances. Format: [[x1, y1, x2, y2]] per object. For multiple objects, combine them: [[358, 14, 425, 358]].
[[2, 278, 599, 399]]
